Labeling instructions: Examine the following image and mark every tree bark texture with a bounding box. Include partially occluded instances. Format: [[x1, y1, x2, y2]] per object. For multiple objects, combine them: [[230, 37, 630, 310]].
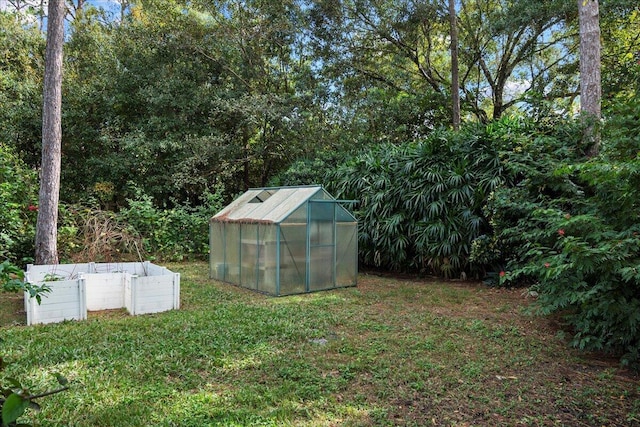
[[35, 0, 65, 265], [449, 0, 460, 130], [578, 0, 601, 155]]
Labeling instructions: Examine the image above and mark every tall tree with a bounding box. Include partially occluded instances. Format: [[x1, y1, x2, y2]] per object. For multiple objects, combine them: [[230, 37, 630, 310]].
[[309, 0, 576, 125], [458, 0, 575, 119], [599, 1, 640, 98], [578, 0, 601, 157], [66, 0, 86, 20], [0, 11, 45, 165], [56, 0, 320, 205], [35, 0, 65, 265], [449, 0, 460, 130]]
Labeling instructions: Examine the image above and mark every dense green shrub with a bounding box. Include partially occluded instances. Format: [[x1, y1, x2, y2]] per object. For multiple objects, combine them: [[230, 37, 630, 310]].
[[269, 150, 348, 187], [330, 125, 503, 277], [483, 96, 640, 366], [53, 188, 224, 263], [470, 119, 589, 280], [0, 141, 223, 263], [507, 207, 640, 365], [0, 144, 38, 263], [119, 188, 224, 261], [324, 105, 640, 364]]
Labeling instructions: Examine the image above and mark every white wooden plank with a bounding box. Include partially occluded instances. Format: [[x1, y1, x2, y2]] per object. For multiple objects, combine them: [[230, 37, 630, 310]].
[[24, 262, 179, 323], [84, 273, 125, 310]]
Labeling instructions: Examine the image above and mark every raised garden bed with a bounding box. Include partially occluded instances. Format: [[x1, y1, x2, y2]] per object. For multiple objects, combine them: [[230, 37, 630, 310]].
[[24, 262, 180, 325]]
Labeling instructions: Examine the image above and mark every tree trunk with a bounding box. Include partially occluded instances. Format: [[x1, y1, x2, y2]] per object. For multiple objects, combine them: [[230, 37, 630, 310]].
[[449, 0, 460, 130], [578, 0, 601, 156], [39, 0, 45, 32], [35, 0, 65, 265], [120, 0, 128, 23], [242, 126, 251, 190], [493, 85, 505, 119], [68, 0, 85, 19]]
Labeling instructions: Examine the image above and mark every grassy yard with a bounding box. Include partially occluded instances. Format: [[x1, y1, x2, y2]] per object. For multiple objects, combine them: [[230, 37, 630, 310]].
[[1, 262, 638, 426]]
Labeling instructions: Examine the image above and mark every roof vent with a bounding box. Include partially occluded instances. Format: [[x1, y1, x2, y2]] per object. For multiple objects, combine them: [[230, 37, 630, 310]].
[[249, 189, 275, 203]]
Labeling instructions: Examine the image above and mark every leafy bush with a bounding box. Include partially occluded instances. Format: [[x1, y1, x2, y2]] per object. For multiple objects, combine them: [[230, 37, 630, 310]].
[[53, 187, 223, 263], [506, 208, 640, 365], [470, 119, 589, 281], [330, 125, 503, 277], [120, 188, 224, 261], [0, 144, 38, 263], [483, 96, 640, 366], [0, 260, 49, 303], [269, 150, 348, 187], [328, 104, 640, 364]]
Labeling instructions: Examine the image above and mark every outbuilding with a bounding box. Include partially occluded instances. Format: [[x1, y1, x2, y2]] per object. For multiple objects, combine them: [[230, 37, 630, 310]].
[[209, 185, 357, 296]]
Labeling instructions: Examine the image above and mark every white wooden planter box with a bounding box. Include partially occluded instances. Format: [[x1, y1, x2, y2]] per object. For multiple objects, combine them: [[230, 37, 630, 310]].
[[24, 262, 180, 325]]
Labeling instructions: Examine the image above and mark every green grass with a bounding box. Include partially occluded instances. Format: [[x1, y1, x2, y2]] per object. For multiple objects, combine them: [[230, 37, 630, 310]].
[[0, 291, 23, 326], [1, 262, 639, 426]]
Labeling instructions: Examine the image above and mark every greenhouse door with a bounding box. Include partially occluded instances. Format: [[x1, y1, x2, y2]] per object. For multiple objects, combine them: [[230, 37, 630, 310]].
[[308, 201, 335, 291]]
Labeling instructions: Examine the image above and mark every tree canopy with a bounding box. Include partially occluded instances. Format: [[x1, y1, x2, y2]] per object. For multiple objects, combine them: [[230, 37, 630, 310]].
[[0, 0, 636, 206]]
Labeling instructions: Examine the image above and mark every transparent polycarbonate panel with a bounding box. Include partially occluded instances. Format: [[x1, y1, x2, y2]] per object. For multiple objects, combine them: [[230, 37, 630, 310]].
[[212, 189, 261, 220], [240, 224, 258, 289], [279, 224, 306, 295], [260, 188, 314, 223], [210, 222, 226, 280], [310, 201, 334, 221], [214, 187, 326, 224], [283, 203, 307, 225], [225, 223, 241, 284], [310, 220, 334, 246], [309, 246, 335, 291], [336, 222, 358, 287], [309, 202, 334, 246], [336, 204, 357, 222], [257, 225, 277, 295], [310, 189, 331, 200]]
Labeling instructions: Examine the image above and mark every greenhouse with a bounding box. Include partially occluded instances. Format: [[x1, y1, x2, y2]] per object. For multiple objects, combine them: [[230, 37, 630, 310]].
[[209, 186, 358, 296]]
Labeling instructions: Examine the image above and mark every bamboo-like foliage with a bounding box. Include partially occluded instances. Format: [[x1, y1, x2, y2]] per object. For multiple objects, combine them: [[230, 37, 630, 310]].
[[330, 126, 503, 277]]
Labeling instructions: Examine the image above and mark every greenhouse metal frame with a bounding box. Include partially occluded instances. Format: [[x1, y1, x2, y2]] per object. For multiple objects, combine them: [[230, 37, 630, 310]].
[[209, 186, 358, 296]]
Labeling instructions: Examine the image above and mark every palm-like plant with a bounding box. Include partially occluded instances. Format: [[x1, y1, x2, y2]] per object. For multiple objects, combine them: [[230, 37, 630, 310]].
[[330, 126, 503, 277]]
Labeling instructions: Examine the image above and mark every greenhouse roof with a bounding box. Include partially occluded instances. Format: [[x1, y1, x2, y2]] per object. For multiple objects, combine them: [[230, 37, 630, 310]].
[[211, 185, 343, 224]]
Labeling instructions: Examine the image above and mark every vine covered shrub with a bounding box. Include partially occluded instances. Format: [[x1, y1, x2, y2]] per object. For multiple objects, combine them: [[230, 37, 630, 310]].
[[54, 187, 224, 262], [56, 205, 143, 263], [330, 125, 504, 278]]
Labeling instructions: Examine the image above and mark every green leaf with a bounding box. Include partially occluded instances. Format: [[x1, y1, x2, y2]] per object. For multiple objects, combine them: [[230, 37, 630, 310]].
[[2, 393, 30, 425]]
